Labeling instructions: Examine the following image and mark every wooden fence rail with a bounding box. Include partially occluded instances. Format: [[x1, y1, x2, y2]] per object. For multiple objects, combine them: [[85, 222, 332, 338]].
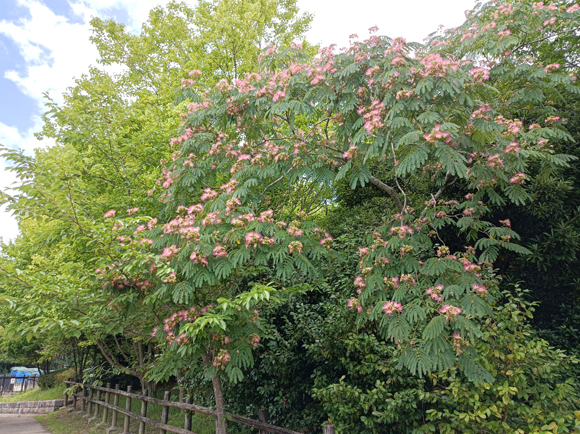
[[64, 381, 335, 434]]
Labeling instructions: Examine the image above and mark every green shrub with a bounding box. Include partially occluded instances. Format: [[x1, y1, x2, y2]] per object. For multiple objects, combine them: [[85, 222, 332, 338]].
[[38, 368, 75, 389], [311, 288, 580, 433]]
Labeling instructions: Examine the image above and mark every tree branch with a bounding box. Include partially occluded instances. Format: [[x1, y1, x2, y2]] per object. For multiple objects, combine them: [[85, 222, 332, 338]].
[[261, 168, 293, 195], [433, 172, 458, 201], [369, 176, 404, 213]]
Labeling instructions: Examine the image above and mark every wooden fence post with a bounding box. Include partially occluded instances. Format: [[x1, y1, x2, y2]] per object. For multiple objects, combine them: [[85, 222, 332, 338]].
[[184, 397, 192, 431], [71, 386, 77, 412], [121, 385, 132, 434], [81, 385, 87, 413], [89, 389, 101, 422], [138, 389, 149, 434], [323, 424, 335, 434], [98, 383, 111, 427], [259, 409, 269, 434], [160, 390, 170, 434], [107, 384, 120, 434], [64, 388, 69, 408], [86, 386, 93, 418]]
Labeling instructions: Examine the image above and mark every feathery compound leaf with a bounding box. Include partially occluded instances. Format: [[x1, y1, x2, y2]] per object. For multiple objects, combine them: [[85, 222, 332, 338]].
[[385, 314, 411, 341], [421, 258, 447, 276], [396, 145, 429, 177], [423, 315, 447, 340], [397, 345, 432, 376], [460, 293, 493, 317], [395, 131, 422, 149], [434, 146, 468, 177], [458, 349, 495, 385]]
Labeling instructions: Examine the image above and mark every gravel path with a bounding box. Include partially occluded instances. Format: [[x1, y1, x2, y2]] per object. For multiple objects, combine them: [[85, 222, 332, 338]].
[[0, 414, 51, 433]]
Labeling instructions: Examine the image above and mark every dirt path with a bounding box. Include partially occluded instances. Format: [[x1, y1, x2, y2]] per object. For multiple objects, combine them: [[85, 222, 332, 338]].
[[0, 414, 51, 434]]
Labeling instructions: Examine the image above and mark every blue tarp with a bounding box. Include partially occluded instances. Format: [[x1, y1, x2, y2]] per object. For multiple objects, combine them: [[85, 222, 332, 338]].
[[9, 367, 39, 377]]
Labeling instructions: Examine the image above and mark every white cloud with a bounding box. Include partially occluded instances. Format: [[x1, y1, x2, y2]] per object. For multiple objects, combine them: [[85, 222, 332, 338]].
[[1, 0, 99, 107], [299, 0, 476, 48], [0, 115, 54, 242], [73, 0, 174, 31], [0, 0, 177, 242]]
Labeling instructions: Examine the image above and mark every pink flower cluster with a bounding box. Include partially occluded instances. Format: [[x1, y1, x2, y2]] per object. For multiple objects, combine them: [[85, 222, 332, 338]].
[[288, 241, 303, 254], [532, 2, 556, 11], [499, 219, 511, 228], [390, 225, 414, 239], [423, 124, 451, 145], [213, 350, 232, 369], [190, 251, 208, 266], [395, 89, 414, 100], [348, 297, 363, 313], [361, 100, 384, 135], [162, 307, 200, 345], [354, 276, 366, 292], [426, 284, 444, 302], [497, 29, 511, 39], [495, 116, 523, 136], [220, 179, 238, 194], [452, 333, 463, 354], [201, 188, 219, 201], [250, 334, 261, 348], [213, 246, 228, 258], [509, 173, 526, 184], [245, 231, 263, 247], [461, 258, 481, 273], [169, 128, 195, 147], [161, 245, 179, 260], [469, 67, 490, 82], [343, 145, 358, 160], [470, 104, 493, 119], [287, 221, 303, 237], [545, 116, 563, 124], [382, 301, 403, 315], [472, 283, 487, 294], [319, 233, 334, 248], [420, 53, 459, 78], [257, 210, 274, 223], [487, 153, 503, 168], [504, 142, 520, 154], [439, 304, 462, 319]]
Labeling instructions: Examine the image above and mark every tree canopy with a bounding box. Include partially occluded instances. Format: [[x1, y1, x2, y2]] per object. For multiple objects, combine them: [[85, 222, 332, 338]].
[[2, 1, 580, 433]]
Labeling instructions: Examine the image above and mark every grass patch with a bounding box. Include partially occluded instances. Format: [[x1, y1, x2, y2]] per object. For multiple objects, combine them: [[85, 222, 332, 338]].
[[36, 409, 92, 434], [0, 384, 66, 403], [36, 394, 216, 434]]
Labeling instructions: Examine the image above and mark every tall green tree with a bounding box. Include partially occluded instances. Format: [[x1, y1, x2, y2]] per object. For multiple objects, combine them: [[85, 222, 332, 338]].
[[0, 0, 312, 393]]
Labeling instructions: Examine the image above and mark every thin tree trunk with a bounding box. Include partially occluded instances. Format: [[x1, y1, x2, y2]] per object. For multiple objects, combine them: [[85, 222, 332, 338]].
[[212, 374, 227, 434], [177, 370, 185, 402]]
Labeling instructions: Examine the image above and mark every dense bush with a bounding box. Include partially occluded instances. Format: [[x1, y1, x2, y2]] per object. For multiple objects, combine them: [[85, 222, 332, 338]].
[[38, 368, 75, 389], [223, 225, 580, 433], [312, 288, 580, 433]]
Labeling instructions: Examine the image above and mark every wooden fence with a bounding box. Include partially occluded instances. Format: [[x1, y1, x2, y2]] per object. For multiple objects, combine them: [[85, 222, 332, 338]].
[[0, 375, 38, 396], [64, 381, 335, 434]]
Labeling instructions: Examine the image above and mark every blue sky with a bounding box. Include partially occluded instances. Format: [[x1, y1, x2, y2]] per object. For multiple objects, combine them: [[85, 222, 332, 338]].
[[0, 0, 475, 242]]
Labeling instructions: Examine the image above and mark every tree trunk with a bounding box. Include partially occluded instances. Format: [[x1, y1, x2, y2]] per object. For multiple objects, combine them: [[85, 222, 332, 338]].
[[177, 370, 185, 402], [212, 374, 227, 434]]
